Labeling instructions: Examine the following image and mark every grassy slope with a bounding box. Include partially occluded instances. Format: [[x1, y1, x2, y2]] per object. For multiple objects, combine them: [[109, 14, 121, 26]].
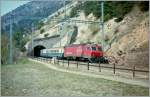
[[1, 59, 149, 96]]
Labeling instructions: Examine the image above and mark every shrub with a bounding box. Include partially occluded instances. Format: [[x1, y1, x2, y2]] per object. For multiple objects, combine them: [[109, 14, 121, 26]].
[[92, 31, 98, 36], [58, 12, 61, 16], [21, 47, 26, 52], [70, 7, 78, 18], [20, 38, 28, 52], [104, 14, 111, 22], [40, 29, 45, 34], [13, 32, 28, 52], [37, 21, 44, 29], [115, 17, 123, 22], [44, 33, 49, 37]]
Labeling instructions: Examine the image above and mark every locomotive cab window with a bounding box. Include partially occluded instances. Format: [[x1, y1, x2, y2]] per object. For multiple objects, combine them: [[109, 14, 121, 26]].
[[98, 47, 102, 51], [91, 47, 96, 51]]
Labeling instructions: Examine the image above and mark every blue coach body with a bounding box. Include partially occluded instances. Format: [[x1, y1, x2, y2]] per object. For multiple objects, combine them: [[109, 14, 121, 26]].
[[40, 47, 64, 58]]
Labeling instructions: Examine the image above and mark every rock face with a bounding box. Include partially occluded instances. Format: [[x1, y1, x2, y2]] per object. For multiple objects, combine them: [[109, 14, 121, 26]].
[[106, 7, 149, 68], [125, 51, 148, 68]]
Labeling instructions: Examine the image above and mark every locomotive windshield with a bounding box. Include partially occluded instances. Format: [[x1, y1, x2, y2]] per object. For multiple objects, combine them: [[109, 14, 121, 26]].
[[98, 47, 102, 51], [91, 47, 96, 51]]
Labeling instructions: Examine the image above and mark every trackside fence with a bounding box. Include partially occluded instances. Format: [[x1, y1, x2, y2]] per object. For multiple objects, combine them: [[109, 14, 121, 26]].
[[31, 57, 149, 78]]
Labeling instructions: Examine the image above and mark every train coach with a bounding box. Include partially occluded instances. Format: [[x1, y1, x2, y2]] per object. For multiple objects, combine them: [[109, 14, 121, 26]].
[[40, 47, 64, 59]]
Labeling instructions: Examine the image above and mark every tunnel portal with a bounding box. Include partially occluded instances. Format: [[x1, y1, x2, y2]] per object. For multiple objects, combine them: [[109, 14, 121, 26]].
[[33, 45, 46, 57]]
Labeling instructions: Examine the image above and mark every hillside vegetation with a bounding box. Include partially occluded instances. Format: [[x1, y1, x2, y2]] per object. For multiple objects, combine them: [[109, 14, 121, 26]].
[[70, 1, 148, 22]]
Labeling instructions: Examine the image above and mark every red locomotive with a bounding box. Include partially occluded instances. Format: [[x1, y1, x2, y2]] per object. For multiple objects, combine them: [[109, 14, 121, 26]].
[[64, 43, 104, 62]]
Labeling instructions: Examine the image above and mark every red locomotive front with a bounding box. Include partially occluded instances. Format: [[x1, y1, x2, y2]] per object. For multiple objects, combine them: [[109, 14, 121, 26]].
[[82, 44, 103, 58], [64, 44, 103, 61]]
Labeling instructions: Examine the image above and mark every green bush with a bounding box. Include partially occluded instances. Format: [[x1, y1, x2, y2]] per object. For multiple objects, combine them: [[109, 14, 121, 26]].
[[40, 29, 45, 34], [13, 32, 27, 50], [37, 21, 44, 29], [115, 17, 123, 22], [21, 46, 26, 52], [92, 31, 98, 36], [44, 33, 49, 37], [70, 7, 78, 18], [20, 38, 28, 52], [104, 14, 111, 22], [58, 12, 61, 16]]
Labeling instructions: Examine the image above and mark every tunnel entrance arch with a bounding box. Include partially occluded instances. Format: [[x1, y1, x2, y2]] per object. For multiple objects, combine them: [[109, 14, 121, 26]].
[[33, 45, 46, 57]]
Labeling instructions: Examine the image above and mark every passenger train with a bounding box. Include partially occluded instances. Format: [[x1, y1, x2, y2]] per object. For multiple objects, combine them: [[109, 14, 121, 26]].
[[40, 43, 107, 63]]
